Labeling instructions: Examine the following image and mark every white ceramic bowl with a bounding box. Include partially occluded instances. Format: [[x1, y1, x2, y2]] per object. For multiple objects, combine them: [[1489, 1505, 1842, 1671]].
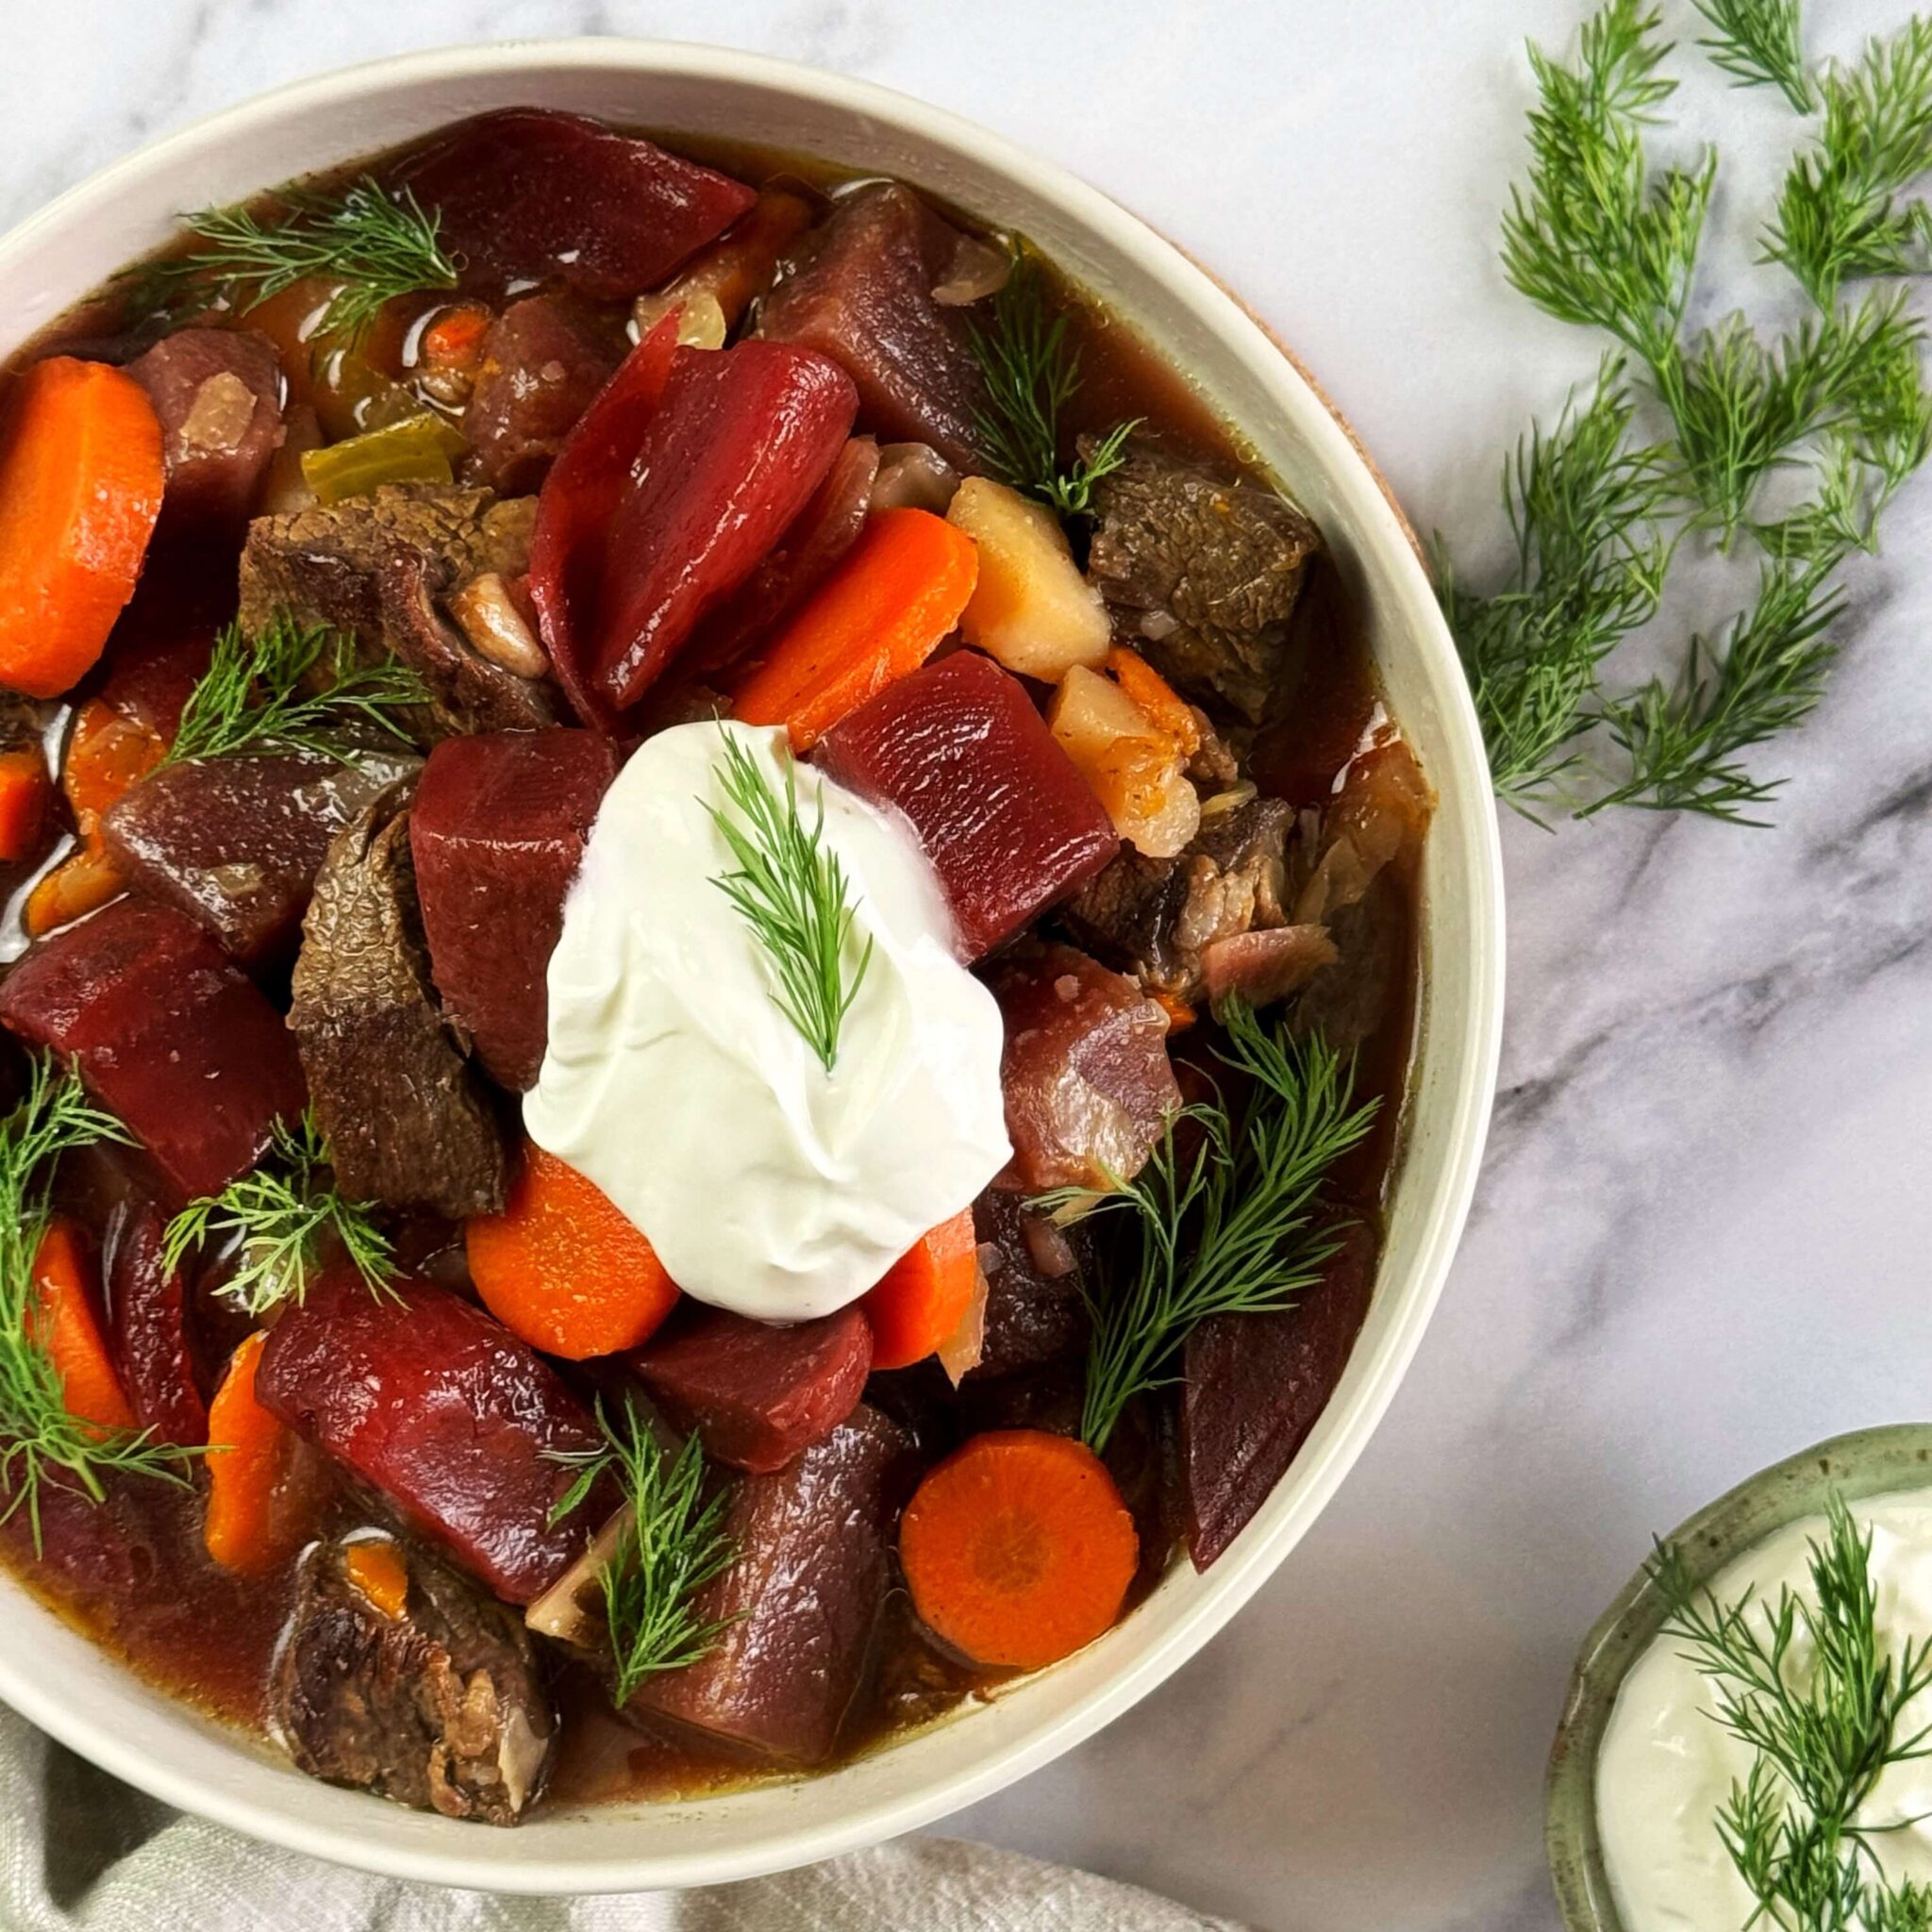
[[0, 40, 1505, 1893]]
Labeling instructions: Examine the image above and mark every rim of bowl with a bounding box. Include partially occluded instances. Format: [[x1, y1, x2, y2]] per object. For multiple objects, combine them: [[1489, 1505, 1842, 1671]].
[[0, 37, 1507, 1892], [1546, 1423, 1932, 1932]]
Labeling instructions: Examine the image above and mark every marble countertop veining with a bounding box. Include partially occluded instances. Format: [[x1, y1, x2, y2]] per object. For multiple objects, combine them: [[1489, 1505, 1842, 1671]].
[[11, 3, 1932, 1927]]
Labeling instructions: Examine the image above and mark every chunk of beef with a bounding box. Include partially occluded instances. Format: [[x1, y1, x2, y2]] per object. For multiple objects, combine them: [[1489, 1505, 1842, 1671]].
[[628, 1305, 873, 1474], [409, 728, 616, 1091], [100, 749, 418, 969], [627, 1406, 908, 1766], [985, 941, 1180, 1192], [258, 1269, 611, 1605], [1183, 1225, 1375, 1569], [126, 328, 283, 535], [1086, 442, 1322, 723], [758, 184, 991, 472], [1063, 796, 1294, 1001], [969, 1187, 1091, 1379], [289, 782, 505, 1218], [238, 484, 555, 739], [0, 899, 306, 1201], [1199, 924, 1339, 1008], [462, 296, 623, 495], [273, 1534, 555, 1825]]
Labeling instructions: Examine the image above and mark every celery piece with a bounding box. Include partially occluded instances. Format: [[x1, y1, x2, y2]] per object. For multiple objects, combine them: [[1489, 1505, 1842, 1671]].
[[301, 412, 469, 506]]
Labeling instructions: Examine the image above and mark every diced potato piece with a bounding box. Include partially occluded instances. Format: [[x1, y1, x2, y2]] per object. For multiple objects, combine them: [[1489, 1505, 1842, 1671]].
[[947, 476, 1111, 681], [1048, 664, 1201, 858]]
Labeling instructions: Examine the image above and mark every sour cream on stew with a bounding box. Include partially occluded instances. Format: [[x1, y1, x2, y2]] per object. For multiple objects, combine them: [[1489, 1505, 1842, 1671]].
[[1598, 1486, 1932, 1930], [525, 719, 1010, 1322]]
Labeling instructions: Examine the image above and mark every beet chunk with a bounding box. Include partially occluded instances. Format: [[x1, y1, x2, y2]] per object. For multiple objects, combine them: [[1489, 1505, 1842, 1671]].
[[984, 941, 1180, 1192], [257, 1269, 609, 1604], [627, 1405, 908, 1765], [0, 899, 306, 1201], [410, 728, 616, 1091], [758, 184, 992, 472], [629, 1305, 872, 1474], [816, 650, 1118, 959], [126, 327, 284, 535], [105, 1201, 207, 1446], [969, 1187, 1091, 1379], [1183, 1225, 1376, 1569], [397, 109, 756, 302], [101, 749, 418, 968], [583, 341, 857, 717], [462, 295, 622, 495]]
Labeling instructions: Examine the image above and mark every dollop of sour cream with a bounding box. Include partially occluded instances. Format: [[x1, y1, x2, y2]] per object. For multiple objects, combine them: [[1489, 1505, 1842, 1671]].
[[525, 719, 1011, 1323], [1598, 1486, 1932, 1930]]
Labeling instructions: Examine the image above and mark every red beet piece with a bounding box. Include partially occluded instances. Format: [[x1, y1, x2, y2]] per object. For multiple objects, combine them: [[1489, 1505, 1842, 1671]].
[[1183, 1225, 1376, 1570], [410, 727, 616, 1091], [628, 1305, 872, 1474], [462, 294, 623, 495], [983, 941, 1180, 1193], [627, 1406, 908, 1764], [815, 650, 1119, 959], [758, 184, 991, 472], [257, 1268, 609, 1605], [126, 328, 284, 537], [105, 1201, 208, 1446], [0, 899, 306, 1201], [397, 109, 756, 303], [585, 341, 857, 714]]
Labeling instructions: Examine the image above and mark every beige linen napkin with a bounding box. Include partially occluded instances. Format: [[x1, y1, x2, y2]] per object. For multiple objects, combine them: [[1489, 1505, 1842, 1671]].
[[0, 1703, 1250, 1932]]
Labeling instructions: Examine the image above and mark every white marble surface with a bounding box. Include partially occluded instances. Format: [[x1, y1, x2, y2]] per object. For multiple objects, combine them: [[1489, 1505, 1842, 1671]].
[[10, 3, 1932, 1927]]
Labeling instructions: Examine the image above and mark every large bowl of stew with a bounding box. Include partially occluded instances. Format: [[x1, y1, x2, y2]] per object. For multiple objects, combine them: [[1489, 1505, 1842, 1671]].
[[0, 41, 1503, 1891]]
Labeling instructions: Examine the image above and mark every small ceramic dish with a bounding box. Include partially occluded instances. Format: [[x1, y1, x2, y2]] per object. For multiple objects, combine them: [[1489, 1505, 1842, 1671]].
[[1546, 1424, 1932, 1932]]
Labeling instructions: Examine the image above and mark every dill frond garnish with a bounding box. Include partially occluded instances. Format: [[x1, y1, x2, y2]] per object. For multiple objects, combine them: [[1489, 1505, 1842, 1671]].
[[1692, 0, 1813, 112]]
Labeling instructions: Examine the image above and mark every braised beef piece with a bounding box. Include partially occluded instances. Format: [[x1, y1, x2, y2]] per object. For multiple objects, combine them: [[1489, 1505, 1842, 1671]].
[[1086, 441, 1322, 724], [126, 328, 284, 536], [462, 296, 623, 494], [1063, 796, 1294, 1002], [969, 1188, 1091, 1380], [1183, 1224, 1375, 1570], [100, 749, 419, 969], [273, 1534, 556, 1825], [238, 484, 555, 738], [627, 1405, 910, 1766], [289, 782, 506, 1219], [758, 184, 991, 472], [628, 1304, 873, 1474]]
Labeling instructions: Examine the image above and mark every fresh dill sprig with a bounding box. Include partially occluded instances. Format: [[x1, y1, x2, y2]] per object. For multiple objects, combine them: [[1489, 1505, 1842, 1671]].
[[1440, 361, 1675, 819], [0, 1058, 195, 1550], [1693, 0, 1812, 112], [965, 251, 1141, 517], [1589, 550, 1841, 824], [1767, 21, 1932, 308], [1037, 1001, 1378, 1456], [1652, 1492, 1932, 1930], [166, 612, 427, 766], [1501, 0, 1714, 374], [550, 1401, 739, 1706], [707, 728, 874, 1075], [162, 1108, 394, 1319], [136, 176, 459, 348]]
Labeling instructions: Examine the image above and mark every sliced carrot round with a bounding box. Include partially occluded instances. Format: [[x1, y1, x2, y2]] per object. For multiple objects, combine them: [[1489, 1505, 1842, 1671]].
[[863, 1208, 979, 1371], [204, 1330, 325, 1578], [467, 1142, 681, 1359], [29, 1218, 133, 1432], [0, 358, 165, 699], [899, 1428, 1140, 1670]]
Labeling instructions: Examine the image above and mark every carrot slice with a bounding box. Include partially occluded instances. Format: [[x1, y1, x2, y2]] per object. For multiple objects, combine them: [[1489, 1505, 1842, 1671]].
[[204, 1331, 325, 1578], [420, 303, 492, 372], [28, 1219, 134, 1432], [1105, 647, 1202, 758], [0, 358, 165, 699], [467, 1142, 681, 1359], [343, 1538, 410, 1618], [24, 842, 125, 940], [863, 1208, 979, 1371], [62, 697, 168, 829], [732, 507, 978, 751], [0, 746, 49, 863], [900, 1428, 1139, 1670]]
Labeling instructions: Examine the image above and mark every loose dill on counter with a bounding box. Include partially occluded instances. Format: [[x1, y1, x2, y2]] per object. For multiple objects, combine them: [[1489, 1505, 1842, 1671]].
[[134, 176, 460, 348], [164, 612, 428, 766], [0, 1058, 195, 1549], [1693, 0, 1812, 111], [1040, 1001, 1377, 1456], [708, 730, 873, 1075], [1652, 1494, 1932, 1932], [163, 1108, 396, 1318]]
